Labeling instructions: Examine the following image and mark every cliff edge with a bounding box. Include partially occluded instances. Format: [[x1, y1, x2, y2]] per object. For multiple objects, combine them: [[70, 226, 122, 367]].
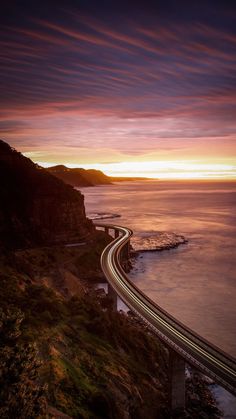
[[0, 140, 93, 248]]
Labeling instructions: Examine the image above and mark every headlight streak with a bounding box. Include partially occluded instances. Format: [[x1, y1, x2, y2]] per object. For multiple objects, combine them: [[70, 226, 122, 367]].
[[97, 223, 236, 395], [110, 241, 235, 376]]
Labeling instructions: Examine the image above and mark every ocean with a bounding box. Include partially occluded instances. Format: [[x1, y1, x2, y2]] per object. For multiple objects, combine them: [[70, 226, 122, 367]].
[[80, 180, 236, 358]]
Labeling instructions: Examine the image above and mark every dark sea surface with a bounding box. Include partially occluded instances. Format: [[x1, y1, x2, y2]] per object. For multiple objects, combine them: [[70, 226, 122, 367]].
[[80, 180, 236, 358]]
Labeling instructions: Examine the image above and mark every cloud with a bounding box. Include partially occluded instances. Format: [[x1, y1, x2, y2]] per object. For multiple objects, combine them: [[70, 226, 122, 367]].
[[0, 1, 235, 168], [0, 120, 29, 133]]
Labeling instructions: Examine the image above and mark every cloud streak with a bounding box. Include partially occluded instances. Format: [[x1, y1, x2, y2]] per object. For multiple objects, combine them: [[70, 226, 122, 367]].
[[0, 0, 235, 174]]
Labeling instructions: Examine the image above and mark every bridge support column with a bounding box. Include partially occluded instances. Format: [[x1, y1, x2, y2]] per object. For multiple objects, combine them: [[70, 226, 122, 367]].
[[104, 226, 109, 235], [123, 242, 130, 260], [169, 350, 185, 411], [115, 229, 119, 238], [126, 242, 130, 258], [107, 283, 117, 311]]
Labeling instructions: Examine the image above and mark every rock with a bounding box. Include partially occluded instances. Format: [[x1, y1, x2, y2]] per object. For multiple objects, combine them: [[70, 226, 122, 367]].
[[186, 367, 222, 418], [88, 212, 121, 220], [131, 232, 188, 252], [201, 375, 215, 385], [95, 288, 107, 297], [0, 140, 94, 248]]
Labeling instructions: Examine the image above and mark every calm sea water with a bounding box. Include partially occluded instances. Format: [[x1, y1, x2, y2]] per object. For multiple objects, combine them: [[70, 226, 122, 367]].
[[80, 180, 236, 358]]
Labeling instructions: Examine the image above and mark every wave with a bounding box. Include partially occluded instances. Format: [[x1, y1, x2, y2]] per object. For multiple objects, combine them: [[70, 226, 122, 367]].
[[88, 212, 121, 220]]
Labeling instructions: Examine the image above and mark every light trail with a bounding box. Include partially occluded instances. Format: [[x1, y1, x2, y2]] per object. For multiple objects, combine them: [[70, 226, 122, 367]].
[[96, 223, 236, 396]]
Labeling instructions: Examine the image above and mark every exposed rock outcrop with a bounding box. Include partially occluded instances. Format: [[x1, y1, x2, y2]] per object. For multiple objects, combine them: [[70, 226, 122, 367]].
[[0, 140, 93, 248], [131, 232, 188, 252]]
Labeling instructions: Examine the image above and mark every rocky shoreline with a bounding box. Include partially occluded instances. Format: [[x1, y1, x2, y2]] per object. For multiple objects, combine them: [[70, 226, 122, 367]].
[[88, 212, 121, 220], [126, 236, 224, 418], [131, 232, 188, 253], [125, 310, 222, 419]]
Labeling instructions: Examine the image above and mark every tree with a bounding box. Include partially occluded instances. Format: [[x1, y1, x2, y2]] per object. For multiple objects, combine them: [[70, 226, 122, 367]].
[[0, 308, 47, 418]]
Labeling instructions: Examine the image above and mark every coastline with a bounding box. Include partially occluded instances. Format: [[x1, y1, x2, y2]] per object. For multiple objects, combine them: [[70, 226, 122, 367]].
[[127, 239, 236, 419], [82, 180, 236, 417]]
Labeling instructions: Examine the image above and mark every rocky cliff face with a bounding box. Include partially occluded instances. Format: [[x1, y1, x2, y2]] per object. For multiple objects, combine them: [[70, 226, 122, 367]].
[[0, 140, 94, 247], [30, 194, 92, 244]]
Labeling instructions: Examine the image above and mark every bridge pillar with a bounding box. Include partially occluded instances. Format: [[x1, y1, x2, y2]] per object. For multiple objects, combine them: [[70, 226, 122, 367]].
[[123, 242, 130, 260], [127, 241, 131, 261], [104, 226, 109, 235], [115, 229, 119, 238], [120, 241, 130, 271], [169, 350, 185, 411], [107, 283, 117, 311], [127, 241, 130, 258]]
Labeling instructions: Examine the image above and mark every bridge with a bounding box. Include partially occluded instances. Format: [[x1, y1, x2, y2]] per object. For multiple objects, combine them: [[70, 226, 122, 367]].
[[95, 223, 236, 410]]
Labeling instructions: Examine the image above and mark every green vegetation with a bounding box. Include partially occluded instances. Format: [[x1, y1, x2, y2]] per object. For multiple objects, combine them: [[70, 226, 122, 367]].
[[0, 308, 47, 418], [0, 140, 220, 418], [0, 244, 169, 418]]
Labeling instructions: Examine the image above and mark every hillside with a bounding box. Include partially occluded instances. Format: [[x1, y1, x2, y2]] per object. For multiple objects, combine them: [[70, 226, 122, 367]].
[[0, 141, 220, 419], [0, 238, 220, 419], [47, 165, 112, 187], [0, 140, 169, 418], [0, 241, 170, 418], [0, 141, 93, 248], [47, 165, 152, 187]]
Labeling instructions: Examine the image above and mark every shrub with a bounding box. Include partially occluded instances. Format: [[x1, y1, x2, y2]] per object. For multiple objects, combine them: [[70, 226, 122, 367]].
[[0, 307, 47, 418]]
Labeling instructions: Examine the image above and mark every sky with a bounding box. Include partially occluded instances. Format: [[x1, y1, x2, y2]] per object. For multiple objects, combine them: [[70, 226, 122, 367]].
[[0, 0, 236, 179]]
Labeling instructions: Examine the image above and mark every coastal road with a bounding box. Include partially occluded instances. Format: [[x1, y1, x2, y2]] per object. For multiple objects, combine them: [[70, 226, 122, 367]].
[[97, 223, 236, 396]]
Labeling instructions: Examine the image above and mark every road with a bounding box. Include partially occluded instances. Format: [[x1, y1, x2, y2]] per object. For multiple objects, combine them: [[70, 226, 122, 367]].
[[97, 223, 236, 396]]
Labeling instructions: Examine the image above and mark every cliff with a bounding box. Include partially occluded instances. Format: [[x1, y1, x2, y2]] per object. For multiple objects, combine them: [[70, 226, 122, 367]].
[[0, 239, 170, 419], [0, 140, 220, 418], [0, 141, 93, 248], [0, 239, 220, 419], [47, 165, 112, 187]]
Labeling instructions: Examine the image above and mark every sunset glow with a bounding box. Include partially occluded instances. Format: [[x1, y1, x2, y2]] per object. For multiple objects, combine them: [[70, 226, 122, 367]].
[[1, 3, 236, 414], [1, 1, 236, 179], [36, 159, 236, 180]]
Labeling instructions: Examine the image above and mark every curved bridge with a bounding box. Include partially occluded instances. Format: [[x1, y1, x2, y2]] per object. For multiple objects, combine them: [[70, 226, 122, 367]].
[[95, 223, 236, 399]]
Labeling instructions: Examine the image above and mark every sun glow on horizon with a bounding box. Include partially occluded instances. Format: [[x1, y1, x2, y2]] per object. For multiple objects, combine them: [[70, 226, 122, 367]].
[[34, 158, 236, 180]]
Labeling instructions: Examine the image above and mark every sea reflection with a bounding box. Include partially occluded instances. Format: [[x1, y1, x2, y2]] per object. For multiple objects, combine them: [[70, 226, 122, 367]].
[[81, 180, 236, 357]]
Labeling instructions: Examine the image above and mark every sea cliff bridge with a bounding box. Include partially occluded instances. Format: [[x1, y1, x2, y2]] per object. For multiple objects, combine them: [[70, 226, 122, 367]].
[[95, 223, 236, 410]]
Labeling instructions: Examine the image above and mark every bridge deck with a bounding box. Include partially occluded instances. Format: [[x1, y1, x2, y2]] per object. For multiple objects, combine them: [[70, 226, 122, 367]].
[[96, 223, 236, 397]]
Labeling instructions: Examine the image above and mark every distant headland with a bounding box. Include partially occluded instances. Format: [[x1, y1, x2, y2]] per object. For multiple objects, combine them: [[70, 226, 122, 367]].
[[47, 164, 153, 187]]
